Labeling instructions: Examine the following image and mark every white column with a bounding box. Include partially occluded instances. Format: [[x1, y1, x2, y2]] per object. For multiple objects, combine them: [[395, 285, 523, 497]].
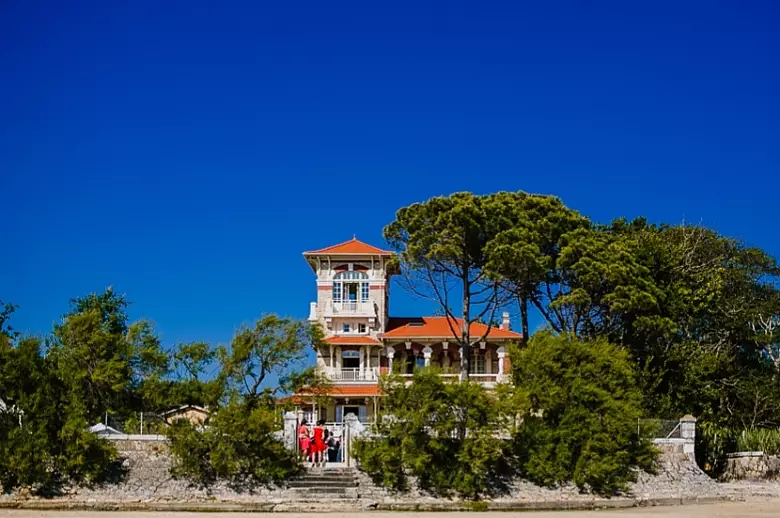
[[359, 346, 365, 377], [386, 347, 395, 373], [336, 347, 342, 371], [423, 346, 433, 367], [497, 347, 506, 381]]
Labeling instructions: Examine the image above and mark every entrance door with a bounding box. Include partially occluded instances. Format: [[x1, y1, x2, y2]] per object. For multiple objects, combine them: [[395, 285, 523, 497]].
[[343, 405, 360, 421]]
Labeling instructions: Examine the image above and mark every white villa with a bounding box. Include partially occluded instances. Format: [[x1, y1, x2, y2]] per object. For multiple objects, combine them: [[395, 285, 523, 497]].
[[290, 237, 522, 424]]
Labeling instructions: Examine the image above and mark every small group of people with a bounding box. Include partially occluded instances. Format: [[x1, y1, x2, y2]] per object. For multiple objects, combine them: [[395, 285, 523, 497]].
[[297, 419, 341, 467]]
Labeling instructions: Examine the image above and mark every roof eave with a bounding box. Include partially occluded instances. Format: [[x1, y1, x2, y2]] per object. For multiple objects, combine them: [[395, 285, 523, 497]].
[[302, 251, 394, 256], [380, 334, 521, 341]]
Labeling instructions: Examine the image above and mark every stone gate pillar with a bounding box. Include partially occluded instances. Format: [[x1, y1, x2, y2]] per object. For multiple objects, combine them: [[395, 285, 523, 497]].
[[283, 411, 298, 452], [680, 414, 697, 455]]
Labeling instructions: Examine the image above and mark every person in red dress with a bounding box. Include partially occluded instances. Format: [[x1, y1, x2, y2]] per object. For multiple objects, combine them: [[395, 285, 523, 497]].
[[297, 419, 311, 462], [311, 420, 327, 468]]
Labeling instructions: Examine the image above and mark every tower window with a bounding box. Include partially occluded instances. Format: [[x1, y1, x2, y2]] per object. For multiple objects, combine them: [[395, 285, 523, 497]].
[[358, 323, 367, 333], [333, 271, 369, 303], [343, 323, 350, 333]]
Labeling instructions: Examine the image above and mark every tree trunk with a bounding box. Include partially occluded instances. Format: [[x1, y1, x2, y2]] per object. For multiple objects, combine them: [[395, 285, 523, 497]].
[[460, 269, 471, 382], [520, 294, 529, 347]]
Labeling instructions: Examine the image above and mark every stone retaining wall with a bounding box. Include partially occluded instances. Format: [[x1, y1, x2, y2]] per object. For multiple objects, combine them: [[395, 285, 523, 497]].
[[723, 453, 780, 481], [1, 437, 776, 508]]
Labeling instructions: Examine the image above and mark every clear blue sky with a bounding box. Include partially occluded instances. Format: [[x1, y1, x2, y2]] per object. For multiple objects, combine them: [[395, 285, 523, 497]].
[[2, 1, 778, 351]]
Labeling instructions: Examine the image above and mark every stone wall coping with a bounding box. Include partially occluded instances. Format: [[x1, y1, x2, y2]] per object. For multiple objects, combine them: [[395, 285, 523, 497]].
[[103, 434, 167, 441], [652, 438, 687, 445], [727, 451, 765, 458]]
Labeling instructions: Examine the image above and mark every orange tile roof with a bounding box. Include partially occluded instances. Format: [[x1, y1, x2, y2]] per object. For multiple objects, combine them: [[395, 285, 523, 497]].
[[330, 385, 382, 396], [303, 236, 394, 256], [383, 316, 522, 340], [294, 384, 383, 398], [324, 336, 382, 345]]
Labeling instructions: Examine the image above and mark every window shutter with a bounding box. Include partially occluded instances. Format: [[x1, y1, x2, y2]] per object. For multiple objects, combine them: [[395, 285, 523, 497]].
[[358, 406, 367, 423], [336, 406, 343, 423]]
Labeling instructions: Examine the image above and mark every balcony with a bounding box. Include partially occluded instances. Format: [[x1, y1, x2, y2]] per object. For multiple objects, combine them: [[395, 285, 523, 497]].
[[325, 367, 379, 383], [326, 300, 376, 317]]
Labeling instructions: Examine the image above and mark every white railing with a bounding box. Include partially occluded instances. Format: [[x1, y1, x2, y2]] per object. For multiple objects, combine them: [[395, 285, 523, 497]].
[[398, 372, 503, 384], [327, 367, 379, 382], [330, 300, 375, 315]]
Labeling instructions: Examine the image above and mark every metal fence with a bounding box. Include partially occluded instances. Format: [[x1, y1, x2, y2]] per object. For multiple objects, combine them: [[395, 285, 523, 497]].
[[100, 412, 168, 435], [639, 418, 681, 439]]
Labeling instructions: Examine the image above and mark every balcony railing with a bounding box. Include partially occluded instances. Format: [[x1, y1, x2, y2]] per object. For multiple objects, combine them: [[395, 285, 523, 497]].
[[329, 300, 375, 315], [398, 372, 504, 384], [326, 367, 379, 382]]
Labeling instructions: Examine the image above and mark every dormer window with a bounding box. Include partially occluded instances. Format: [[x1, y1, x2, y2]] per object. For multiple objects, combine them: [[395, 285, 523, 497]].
[[332, 271, 369, 303]]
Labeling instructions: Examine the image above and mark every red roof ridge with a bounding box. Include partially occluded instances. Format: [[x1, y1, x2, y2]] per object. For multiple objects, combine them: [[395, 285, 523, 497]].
[[303, 236, 394, 256], [383, 315, 522, 339]]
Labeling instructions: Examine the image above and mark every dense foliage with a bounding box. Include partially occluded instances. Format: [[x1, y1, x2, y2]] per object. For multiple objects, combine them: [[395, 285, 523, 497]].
[[0, 295, 320, 492], [353, 370, 510, 499], [386, 191, 780, 477], [164, 315, 325, 485], [167, 401, 300, 486], [0, 308, 116, 492], [511, 332, 656, 494], [355, 333, 655, 497]]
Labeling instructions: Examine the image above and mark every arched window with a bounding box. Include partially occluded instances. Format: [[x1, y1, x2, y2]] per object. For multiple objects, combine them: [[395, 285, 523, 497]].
[[333, 271, 369, 302]]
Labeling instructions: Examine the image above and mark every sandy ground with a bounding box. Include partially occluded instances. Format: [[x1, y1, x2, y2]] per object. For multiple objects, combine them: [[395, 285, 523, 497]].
[[1, 502, 780, 518]]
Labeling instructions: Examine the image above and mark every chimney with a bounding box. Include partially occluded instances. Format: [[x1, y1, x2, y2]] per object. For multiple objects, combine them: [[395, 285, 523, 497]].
[[500, 311, 510, 331]]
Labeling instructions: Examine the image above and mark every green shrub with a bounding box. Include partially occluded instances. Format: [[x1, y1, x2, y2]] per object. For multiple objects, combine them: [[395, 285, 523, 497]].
[[0, 335, 117, 493], [737, 428, 780, 455], [353, 369, 511, 499], [352, 435, 407, 491], [167, 400, 301, 486], [511, 331, 656, 495], [695, 421, 737, 477]]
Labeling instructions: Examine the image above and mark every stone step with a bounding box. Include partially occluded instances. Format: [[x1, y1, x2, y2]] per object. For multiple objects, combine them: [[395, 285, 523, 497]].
[[306, 468, 356, 475], [290, 477, 357, 483], [286, 487, 354, 495], [296, 473, 356, 480], [296, 473, 357, 480], [287, 480, 358, 488]]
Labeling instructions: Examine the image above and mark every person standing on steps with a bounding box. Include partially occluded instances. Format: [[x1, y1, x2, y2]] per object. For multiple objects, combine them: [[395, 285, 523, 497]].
[[311, 419, 327, 468], [327, 434, 341, 463], [298, 419, 311, 463], [321, 425, 330, 467]]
